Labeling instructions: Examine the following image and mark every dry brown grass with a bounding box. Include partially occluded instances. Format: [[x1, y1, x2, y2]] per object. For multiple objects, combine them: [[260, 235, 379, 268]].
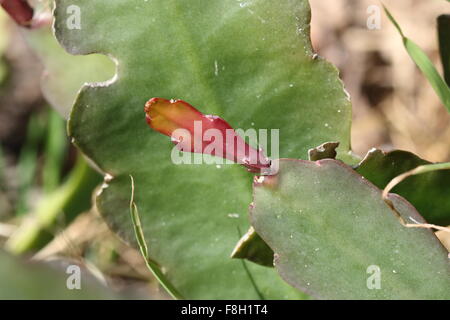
[[311, 0, 450, 161]]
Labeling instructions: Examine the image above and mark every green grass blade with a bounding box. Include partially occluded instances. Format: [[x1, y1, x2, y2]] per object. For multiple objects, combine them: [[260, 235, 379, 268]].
[[6, 155, 101, 253], [129, 176, 183, 300], [384, 6, 450, 112], [42, 108, 67, 193], [16, 112, 46, 215], [0, 144, 4, 186]]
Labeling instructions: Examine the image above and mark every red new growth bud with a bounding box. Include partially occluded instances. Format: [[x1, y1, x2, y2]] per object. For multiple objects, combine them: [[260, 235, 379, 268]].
[[0, 0, 34, 27], [144, 98, 271, 173]]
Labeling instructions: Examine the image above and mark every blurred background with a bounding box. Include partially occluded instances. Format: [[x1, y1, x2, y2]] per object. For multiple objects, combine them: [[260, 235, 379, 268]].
[[0, 0, 448, 298], [311, 0, 450, 161]]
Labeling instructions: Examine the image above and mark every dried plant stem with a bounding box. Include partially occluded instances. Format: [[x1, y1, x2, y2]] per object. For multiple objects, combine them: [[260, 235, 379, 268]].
[[383, 163, 450, 234]]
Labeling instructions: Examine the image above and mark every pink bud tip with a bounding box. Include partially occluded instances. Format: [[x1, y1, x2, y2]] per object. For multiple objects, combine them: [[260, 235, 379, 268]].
[[1, 0, 34, 27]]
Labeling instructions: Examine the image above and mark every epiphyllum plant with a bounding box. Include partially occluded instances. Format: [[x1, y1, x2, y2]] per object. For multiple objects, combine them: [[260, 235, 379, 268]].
[[145, 98, 450, 299], [3, 0, 448, 300]]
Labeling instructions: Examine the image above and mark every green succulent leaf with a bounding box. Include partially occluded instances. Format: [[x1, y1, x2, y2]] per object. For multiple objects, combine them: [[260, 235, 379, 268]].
[[53, 0, 352, 299], [356, 149, 450, 226], [250, 159, 450, 299], [23, 24, 115, 118], [234, 140, 342, 267], [233, 148, 450, 270]]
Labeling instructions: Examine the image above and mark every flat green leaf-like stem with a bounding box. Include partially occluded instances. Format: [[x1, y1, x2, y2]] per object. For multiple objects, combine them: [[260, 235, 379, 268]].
[[23, 25, 115, 118], [234, 141, 342, 267], [54, 0, 352, 299], [251, 159, 450, 299]]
